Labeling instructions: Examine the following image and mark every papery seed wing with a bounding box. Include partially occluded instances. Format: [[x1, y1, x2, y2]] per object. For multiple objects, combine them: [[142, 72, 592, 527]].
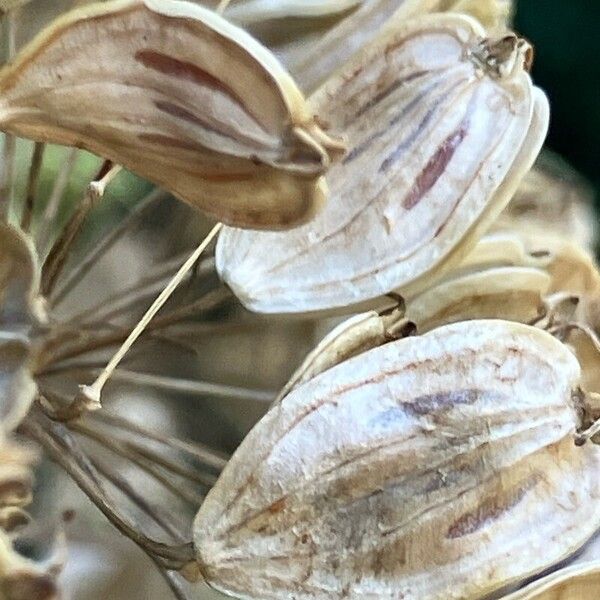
[[275, 306, 409, 403], [194, 320, 599, 600], [292, 0, 514, 92], [225, 0, 363, 24], [503, 561, 600, 599], [405, 266, 550, 332], [0, 0, 333, 229], [217, 14, 549, 314]]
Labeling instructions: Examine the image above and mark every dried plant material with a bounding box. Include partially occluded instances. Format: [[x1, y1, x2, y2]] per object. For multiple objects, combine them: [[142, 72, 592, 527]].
[[523, 236, 600, 298], [0, 0, 32, 12], [218, 14, 548, 314], [224, 0, 362, 23], [497, 152, 596, 250], [0, 529, 59, 600], [0, 437, 36, 508], [503, 561, 600, 599], [275, 306, 410, 403], [194, 320, 600, 599], [405, 266, 550, 333], [292, 0, 514, 92], [0, 334, 36, 433], [0, 0, 338, 229], [450, 0, 513, 32], [0, 224, 44, 328], [458, 233, 534, 271]]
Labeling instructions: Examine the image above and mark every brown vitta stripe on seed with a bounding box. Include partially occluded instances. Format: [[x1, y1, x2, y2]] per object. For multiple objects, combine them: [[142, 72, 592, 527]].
[[135, 50, 245, 106], [446, 473, 541, 539], [401, 126, 468, 210]]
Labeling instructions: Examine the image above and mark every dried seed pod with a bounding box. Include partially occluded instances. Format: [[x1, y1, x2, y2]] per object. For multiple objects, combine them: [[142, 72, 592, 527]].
[[405, 266, 550, 332], [0, 0, 337, 229], [497, 151, 596, 250], [217, 14, 549, 314], [520, 236, 600, 298], [0, 529, 59, 600], [224, 0, 362, 24], [0, 438, 36, 508], [194, 320, 600, 600], [0, 334, 36, 434], [275, 305, 411, 403], [292, 0, 515, 92], [503, 561, 600, 599], [0, 225, 44, 329]]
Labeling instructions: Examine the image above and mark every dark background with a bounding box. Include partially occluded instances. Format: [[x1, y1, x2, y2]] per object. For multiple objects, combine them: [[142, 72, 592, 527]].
[[515, 2, 599, 204]]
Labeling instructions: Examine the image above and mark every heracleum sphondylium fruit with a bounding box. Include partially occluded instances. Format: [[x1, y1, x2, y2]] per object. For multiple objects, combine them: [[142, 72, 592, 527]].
[[216, 13, 549, 314], [503, 561, 600, 600], [194, 320, 600, 600], [291, 0, 514, 93], [0, 0, 338, 229]]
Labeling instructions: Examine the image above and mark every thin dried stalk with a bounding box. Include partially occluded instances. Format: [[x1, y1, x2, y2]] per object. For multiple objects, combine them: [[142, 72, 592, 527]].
[[51, 187, 168, 305], [37, 147, 79, 255], [72, 423, 206, 505], [21, 410, 195, 570], [38, 390, 228, 472], [37, 278, 231, 373], [41, 161, 121, 295], [91, 411, 228, 472], [93, 369, 274, 404], [91, 456, 185, 541], [64, 252, 214, 327], [0, 9, 18, 219], [77, 223, 223, 408], [20, 141, 45, 231], [72, 420, 217, 489]]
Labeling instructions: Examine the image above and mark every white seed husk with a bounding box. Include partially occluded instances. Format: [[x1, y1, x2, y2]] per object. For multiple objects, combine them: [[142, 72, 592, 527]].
[[217, 13, 549, 314], [194, 320, 600, 600]]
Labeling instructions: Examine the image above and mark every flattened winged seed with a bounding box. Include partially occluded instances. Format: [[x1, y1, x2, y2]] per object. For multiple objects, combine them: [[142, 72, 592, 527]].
[[0, 0, 335, 229], [217, 14, 549, 313], [194, 320, 600, 600]]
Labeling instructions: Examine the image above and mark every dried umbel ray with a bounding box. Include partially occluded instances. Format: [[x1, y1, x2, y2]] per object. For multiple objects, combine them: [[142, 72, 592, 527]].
[[503, 561, 600, 599], [194, 320, 600, 599], [0, 0, 338, 230], [217, 13, 549, 314]]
